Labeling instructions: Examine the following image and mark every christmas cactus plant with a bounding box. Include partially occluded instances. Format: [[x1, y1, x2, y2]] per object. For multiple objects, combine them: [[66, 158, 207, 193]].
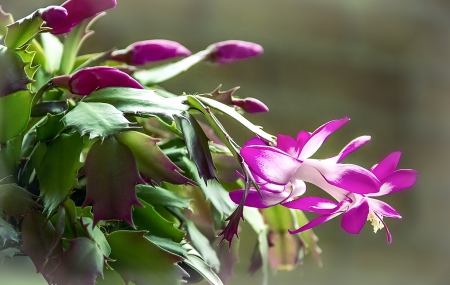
[[0, 1, 418, 284]]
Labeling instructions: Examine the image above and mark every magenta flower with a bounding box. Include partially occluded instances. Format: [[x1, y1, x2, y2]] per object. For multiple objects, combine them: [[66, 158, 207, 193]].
[[110, 40, 191, 66], [230, 119, 380, 210], [282, 152, 418, 243], [41, 0, 117, 34], [53, 66, 144, 95], [208, 40, 263, 65]]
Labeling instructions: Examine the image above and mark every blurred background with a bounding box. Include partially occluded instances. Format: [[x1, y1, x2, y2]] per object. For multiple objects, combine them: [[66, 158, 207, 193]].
[[1, 0, 450, 284]]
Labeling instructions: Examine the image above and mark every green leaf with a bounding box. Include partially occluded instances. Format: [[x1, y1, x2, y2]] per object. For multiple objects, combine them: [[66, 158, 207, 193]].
[[0, 7, 14, 39], [0, 137, 22, 183], [31, 100, 68, 116], [40, 32, 63, 73], [178, 114, 216, 182], [50, 237, 105, 285], [295, 210, 322, 267], [4, 9, 50, 49], [36, 132, 84, 213], [22, 211, 62, 281], [106, 231, 184, 285], [0, 247, 20, 264], [0, 90, 33, 143], [81, 136, 144, 226], [180, 157, 234, 220], [244, 207, 269, 284], [185, 220, 220, 271], [35, 112, 66, 141], [136, 184, 191, 210], [195, 96, 275, 143], [62, 102, 134, 139], [148, 236, 224, 285], [133, 198, 185, 242], [115, 131, 193, 185], [134, 49, 211, 85], [0, 184, 42, 220], [15, 44, 40, 80], [84, 87, 188, 120], [80, 217, 111, 257], [0, 218, 18, 245]]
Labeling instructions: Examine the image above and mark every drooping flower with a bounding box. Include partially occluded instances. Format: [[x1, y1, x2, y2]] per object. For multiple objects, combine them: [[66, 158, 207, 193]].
[[41, 0, 117, 34], [230, 118, 380, 210], [52, 66, 144, 96], [208, 40, 263, 65], [282, 152, 418, 243], [110, 40, 191, 66]]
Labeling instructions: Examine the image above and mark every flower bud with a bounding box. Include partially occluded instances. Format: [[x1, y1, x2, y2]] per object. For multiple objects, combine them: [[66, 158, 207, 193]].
[[232, 97, 269, 113], [68, 66, 143, 96], [110, 40, 191, 66], [41, 0, 117, 34], [208, 40, 263, 65]]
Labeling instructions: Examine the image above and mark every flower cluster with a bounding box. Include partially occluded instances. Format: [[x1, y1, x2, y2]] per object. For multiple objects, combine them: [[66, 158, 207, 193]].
[[230, 118, 418, 243]]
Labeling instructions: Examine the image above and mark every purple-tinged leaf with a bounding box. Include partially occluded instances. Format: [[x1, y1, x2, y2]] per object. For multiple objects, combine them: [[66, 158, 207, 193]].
[[81, 136, 144, 227], [0, 184, 42, 220], [22, 211, 62, 282], [106, 231, 185, 285], [267, 231, 300, 270], [49, 237, 105, 285], [179, 114, 216, 182], [36, 132, 84, 213], [116, 131, 193, 185]]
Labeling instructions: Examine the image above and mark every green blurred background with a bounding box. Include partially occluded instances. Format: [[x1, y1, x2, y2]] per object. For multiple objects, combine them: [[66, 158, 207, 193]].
[[1, 0, 449, 284]]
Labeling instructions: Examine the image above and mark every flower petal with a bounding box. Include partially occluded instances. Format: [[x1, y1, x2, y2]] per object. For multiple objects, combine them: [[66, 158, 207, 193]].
[[282, 196, 339, 214], [326, 136, 371, 163], [341, 197, 369, 234], [299, 117, 349, 160], [276, 134, 298, 157], [367, 199, 401, 219], [376, 169, 418, 195], [288, 212, 342, 234], [371, 151, 402, 180], [307, 160, 380, 194], [229, 188, 290, 208], [241, 146, 301, 185], [243, 137, 267, 148]]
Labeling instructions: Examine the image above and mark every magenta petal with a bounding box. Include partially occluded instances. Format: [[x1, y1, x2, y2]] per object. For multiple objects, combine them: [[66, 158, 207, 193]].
[[241, 146, 301, 184], [328, 136, 371, 163], [290, 179, 307, 197], [368, 199, 401, 219], [341, 198, 369, 234], [243, 137, 267, 148], [229, 188, 290, 208], [288, 212, 342, 234], [377, 169, 418, 195], [276, 134, 298, 157], [307, 160, 380, 194], [283, 196, 339, 214], [377, 214, 393, 244], [299, 117, 349, 160], [371, 151, 402, 180]]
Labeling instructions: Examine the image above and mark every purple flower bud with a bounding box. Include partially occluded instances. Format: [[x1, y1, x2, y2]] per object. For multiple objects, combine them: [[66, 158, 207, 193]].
[[209, 40, 264, 65], [68, 66, 143, 96], [232, 97, 269, 113], [41, 0, 117, 34], [110, 40, 191, 66], [51, 75, 70, 89]]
